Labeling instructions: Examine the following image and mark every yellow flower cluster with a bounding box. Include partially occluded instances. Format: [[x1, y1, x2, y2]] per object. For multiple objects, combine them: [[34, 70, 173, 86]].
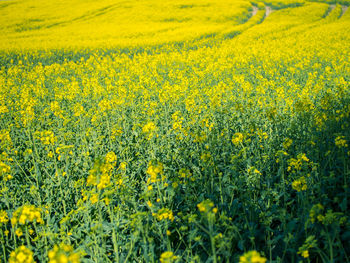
[[0, 210, 9, 224], [309, 204, 324, 223], [152, 208, 174, 221], [0, 161, 12, 181], [105, 151, 117, 163], [232, 132, 244, 146], [50, 101, 64, 119], [309, 204, 347, 226], [142, 122, 157, 140], [160, 251, 178, 263], [142, 122, 157, 134], [87, 152, 117, 190], [335, 136, 348, 148], [146, 161, 164, 184], [0, 130, 12, 149], [11, 205, 43, 225], [178, 168, 194, 183], [172, 111, 183, 130], [9, 246, 35, 263], [283, 138, 293, 149], [0, 105, 9, 114], [248, 167, 262, 175], [299, 249, 309, 258], [48, 244, 80, 263], [197, 199, 218, 214], [292, 176, 307, 192], [0, 151, 13, 180], [55, 145, 74, 161], [34, 130, 56, 146], [287, 153, 310, 172], [239, 250, 267, 263], [298, 236, 317, 259]]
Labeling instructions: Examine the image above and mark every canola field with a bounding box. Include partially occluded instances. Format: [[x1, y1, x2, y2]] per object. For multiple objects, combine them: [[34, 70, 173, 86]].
[[0, 0, 350, 262]]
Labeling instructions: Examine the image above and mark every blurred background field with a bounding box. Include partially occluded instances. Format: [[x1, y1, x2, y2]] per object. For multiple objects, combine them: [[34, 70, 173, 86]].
[[0, 0, 253, 49]]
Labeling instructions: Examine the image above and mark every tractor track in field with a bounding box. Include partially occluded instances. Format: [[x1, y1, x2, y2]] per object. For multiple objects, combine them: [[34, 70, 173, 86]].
[[324, 4, 336, 18], [265, 6, 274, 17], [252, 6, 259, 16], [222, 3, 273, 40], [341, 5, 348, 17], [323, 4, 348, 19]]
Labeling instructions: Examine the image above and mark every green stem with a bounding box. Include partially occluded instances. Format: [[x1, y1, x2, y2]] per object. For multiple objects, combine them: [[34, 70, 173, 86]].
[[209, 219, 217, 263], [108, 206, 120, 263], [210, 234, 217, 263], [269, 231, 272, 262], [25, 226, 31, 248], [27, 129, 42, 206], [51, 145, 67, 217], [1, 229, 6, 262], [326, 229, 334, 263], [124, 239, 134, 263]]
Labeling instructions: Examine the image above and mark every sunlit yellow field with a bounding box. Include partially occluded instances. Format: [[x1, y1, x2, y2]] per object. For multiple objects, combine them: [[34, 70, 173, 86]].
[[0, 0, 350, 262], [0, 0, 255, 49]]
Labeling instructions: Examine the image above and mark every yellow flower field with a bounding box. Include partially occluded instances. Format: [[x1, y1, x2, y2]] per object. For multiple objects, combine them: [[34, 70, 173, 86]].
[[0, 0, 349, 262]]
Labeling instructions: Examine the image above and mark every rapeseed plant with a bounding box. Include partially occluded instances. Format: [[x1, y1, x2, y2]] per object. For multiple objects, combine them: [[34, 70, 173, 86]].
[[9, 246, 35, 263]]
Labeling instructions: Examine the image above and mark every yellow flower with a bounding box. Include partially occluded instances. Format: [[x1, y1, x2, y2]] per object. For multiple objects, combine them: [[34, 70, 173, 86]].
[[178, 168, 192, 179], [239, 250, 266, 263], [15, 228, 23, 237], [103, 197, 110, 205], [87, 158, 113, 190], [309, 204, 324, 223], [73, 103, 84, 117], [197, 199, 216, 214], [283, 138, 293, 149], [0, 161, 12, 181], [105, 151, 117, 163], [35, 130, 56, 145], [335, 136, 348, 148], [292, 176, 307, 192], [90, 193, 99, 204], [200, 152, 211, 162], [142, 122, 157, 139], [146, 161, 164, 184], [119, 162, 127, 170], [232, 132, 244, 145], [160, 251, 178, 263], [0, 105, 8, 114], [97, 174, 111, 190], [0, 210, 9, 224], [11, 205, 43, 226], [153, 208, 174, 221], [142, 122, 157, 133], [9, 246, 35, 263], [248, 167, 261, 175], [48, 244, 80, 263], [301, 250, 309, 258]]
